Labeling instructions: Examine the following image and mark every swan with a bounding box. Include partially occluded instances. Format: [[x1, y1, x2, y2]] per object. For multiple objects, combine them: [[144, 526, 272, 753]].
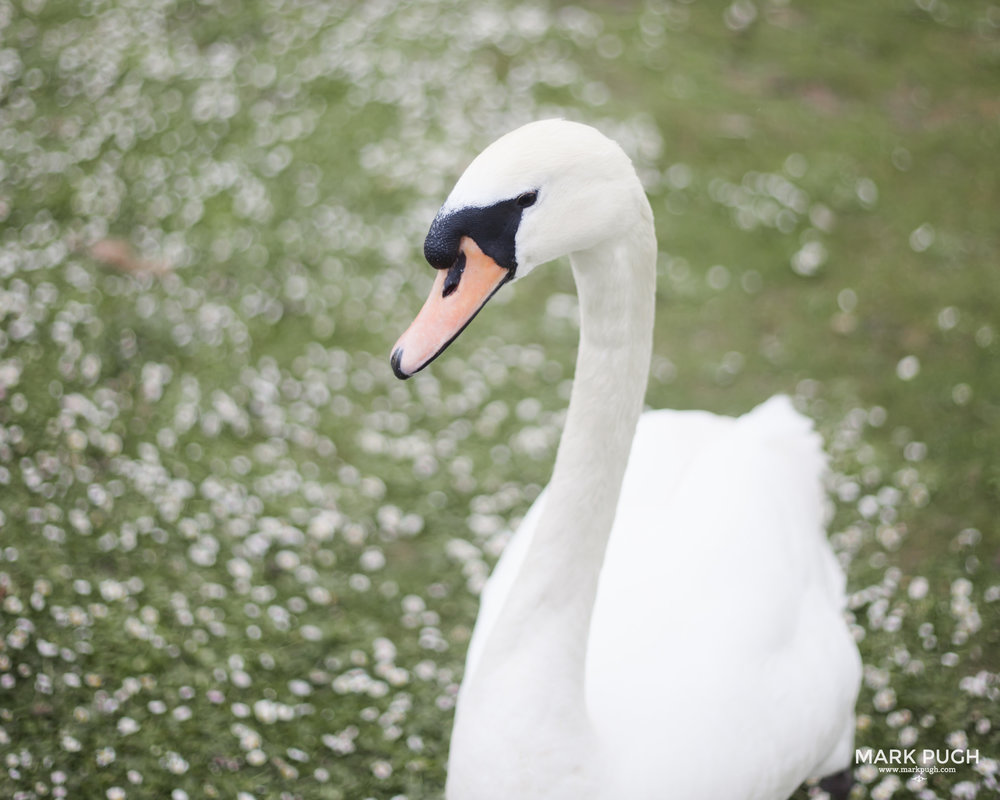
[[390, 119, 861, 800]]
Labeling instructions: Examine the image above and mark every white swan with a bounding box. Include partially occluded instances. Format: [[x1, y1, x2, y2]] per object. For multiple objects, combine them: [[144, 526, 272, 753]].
[[390, 120, 861, 800]]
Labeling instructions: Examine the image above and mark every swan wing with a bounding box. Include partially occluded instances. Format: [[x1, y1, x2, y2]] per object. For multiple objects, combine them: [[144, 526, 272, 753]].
[[587, 396, 860, 798]]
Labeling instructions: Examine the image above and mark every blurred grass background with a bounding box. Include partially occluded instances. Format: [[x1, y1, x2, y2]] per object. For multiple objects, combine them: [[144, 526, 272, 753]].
[[0, 0, 997, 798]]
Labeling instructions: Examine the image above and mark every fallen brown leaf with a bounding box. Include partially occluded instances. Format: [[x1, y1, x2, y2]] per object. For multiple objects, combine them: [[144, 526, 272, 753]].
[[89, 238, 169, 276]]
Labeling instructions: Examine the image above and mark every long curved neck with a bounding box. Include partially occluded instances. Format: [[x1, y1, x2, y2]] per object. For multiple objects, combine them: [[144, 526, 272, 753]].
[[502, 216, 656, 660], [455, 203, 656, 770]]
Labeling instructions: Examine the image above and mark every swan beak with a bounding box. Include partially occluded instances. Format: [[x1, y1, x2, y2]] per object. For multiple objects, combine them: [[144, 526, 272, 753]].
[[391, 236, 510, 379]]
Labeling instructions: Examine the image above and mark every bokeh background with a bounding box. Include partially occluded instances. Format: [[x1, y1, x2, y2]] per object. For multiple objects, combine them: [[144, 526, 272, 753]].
[[1, 0, 998, 798]]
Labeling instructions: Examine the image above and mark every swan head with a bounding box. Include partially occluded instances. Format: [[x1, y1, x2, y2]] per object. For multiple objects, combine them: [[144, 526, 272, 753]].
[[391, 119, 647, 379]]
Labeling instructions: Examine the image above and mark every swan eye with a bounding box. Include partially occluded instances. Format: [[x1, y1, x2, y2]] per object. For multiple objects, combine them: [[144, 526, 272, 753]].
[[516, 191, 538, 208]]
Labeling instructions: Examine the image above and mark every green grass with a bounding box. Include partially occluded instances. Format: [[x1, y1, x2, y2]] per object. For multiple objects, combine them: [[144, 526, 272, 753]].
[[0, 0, 998, 798]]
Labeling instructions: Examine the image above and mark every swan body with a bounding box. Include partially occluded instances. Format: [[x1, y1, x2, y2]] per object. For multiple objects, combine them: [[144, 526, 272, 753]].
[[390, 120, 861, 800], [467, 399, 858, 799]]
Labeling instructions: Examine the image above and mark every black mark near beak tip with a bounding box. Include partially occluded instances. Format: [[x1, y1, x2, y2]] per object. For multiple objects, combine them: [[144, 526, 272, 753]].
[[390, 348, 410, 380]]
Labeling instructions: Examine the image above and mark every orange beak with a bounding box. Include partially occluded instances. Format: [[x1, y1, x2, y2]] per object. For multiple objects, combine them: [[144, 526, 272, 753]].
[[391, 236, 510, 379]]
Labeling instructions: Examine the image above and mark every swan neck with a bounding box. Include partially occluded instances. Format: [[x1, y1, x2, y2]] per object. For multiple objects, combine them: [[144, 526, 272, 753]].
[[541, 218, 656, 602], [476, 209, 656, 680]]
